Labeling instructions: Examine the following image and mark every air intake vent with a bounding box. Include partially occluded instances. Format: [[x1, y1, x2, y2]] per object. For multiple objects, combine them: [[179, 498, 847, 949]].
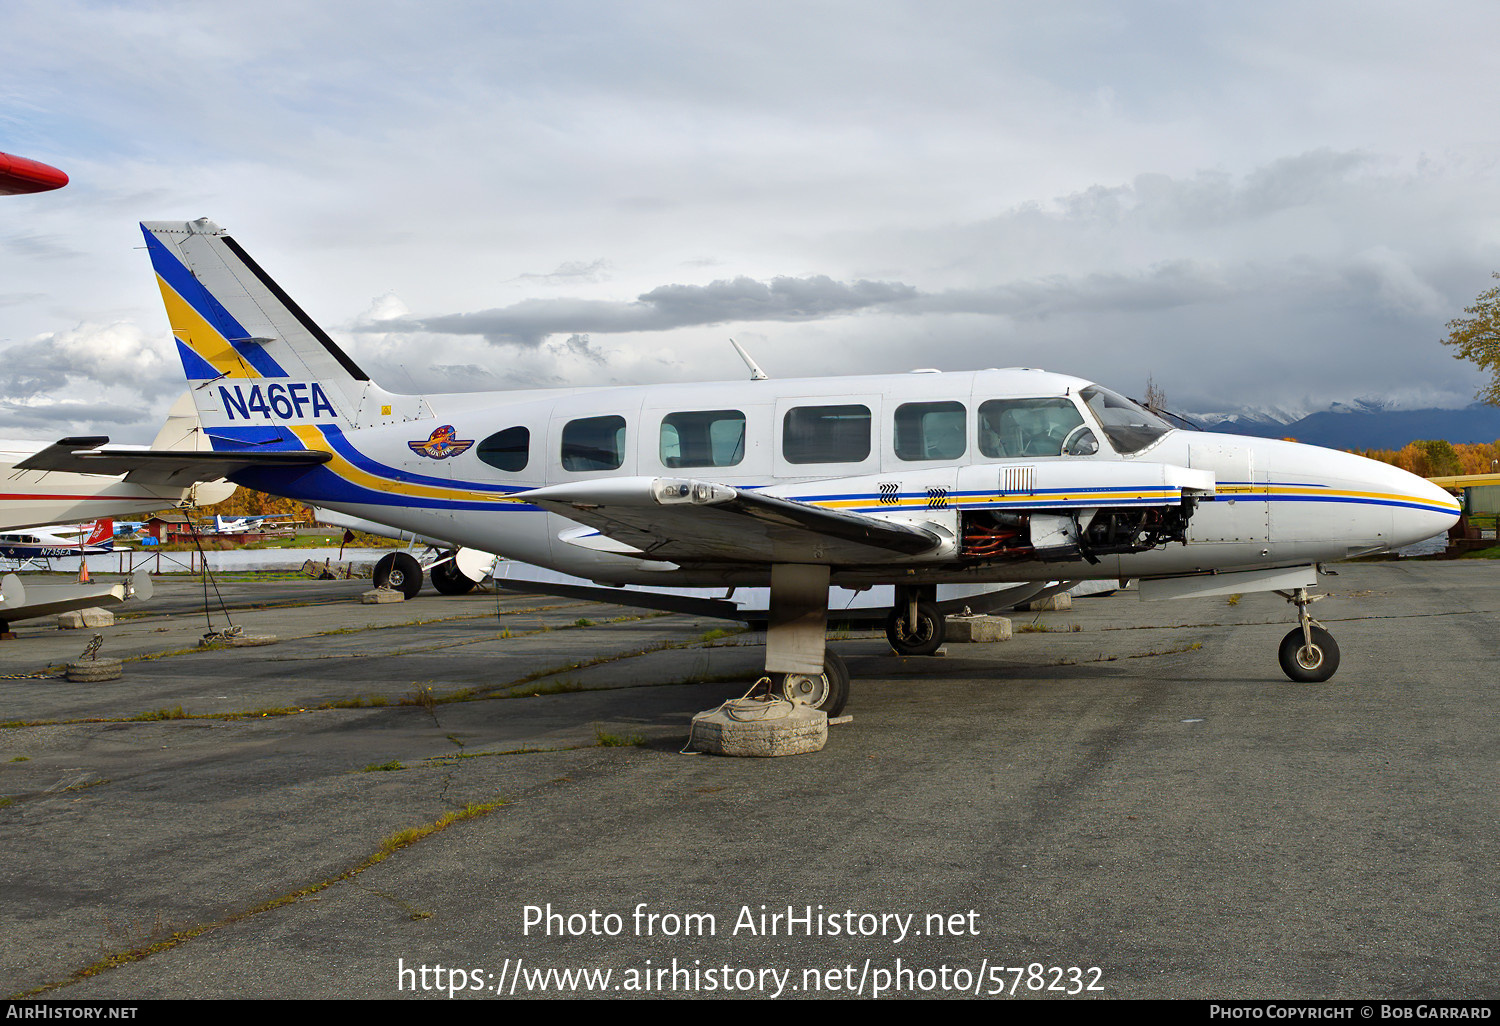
[[1001, 466, 1034, 495]]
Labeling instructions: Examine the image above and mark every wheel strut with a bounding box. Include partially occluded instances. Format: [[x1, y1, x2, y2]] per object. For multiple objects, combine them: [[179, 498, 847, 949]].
[[1274, 586, 1340, 683]]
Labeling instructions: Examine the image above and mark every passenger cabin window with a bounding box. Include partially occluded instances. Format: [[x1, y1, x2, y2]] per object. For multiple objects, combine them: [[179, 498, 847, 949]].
[[894, 401, 966, 461], [783, 404, 871, 465], [561, 415, 627, 471], [978, 398, 1090, 458], [1078, 386, 1172, 454], [477, 426, 530, 472], [660, 410, 746, 468]]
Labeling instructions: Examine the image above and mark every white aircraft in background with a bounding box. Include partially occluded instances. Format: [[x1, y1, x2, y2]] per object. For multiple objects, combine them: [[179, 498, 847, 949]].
[[201, 513, 299, 534], [27, 219, 1461, 712], [0, 398, 237, 634]]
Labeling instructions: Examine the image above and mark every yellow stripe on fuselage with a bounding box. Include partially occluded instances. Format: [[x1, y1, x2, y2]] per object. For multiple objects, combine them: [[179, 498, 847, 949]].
[[813, 490, 1182, 511], [286, 425, 522, 505], [1248, 484, 1459, 513], [156, 274, 262, 379]]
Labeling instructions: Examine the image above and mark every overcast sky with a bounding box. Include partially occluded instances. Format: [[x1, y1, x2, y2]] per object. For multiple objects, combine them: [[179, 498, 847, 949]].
[[3, 0, 1499, 440]]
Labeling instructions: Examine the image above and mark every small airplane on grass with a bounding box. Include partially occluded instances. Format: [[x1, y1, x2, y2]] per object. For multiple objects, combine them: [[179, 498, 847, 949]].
[[0, 518, 115, 566], [199, 513, 300, 535], [24, 219, 1460, 712]]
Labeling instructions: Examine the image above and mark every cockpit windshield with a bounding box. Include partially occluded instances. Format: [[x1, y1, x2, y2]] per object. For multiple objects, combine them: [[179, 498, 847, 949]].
[[1079, 385, 1173, 454]]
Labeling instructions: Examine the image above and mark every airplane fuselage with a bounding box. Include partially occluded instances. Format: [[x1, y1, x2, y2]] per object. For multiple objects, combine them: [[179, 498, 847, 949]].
[[220, 367, 1457, 588]]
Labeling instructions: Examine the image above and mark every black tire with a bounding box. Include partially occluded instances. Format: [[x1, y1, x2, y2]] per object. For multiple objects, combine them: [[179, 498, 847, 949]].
[[1278, 626, 1340, 683], [430, 558, 477, 595], [773, 649, 849, 717], [373, 552, 423, 599], [885, 600, 945, 656]]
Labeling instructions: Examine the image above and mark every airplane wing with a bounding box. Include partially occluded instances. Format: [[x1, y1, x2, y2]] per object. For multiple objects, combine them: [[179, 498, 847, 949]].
[[15, 437, 331, 487], [518, 477, 947, 566]]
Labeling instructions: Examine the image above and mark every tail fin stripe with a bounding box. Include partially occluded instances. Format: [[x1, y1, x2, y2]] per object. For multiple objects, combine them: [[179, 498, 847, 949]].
[[174, 339, 224, 381], [157, 276, 273, 378], [146, 230, 289, 379]]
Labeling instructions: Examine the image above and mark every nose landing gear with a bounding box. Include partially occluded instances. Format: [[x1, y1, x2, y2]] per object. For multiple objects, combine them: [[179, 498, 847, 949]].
[[1275, 587, 1340, 682]]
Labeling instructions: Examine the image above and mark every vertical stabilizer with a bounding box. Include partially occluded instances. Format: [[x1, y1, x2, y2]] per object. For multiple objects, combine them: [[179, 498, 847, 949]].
[[141, 219, 425, 447], [83, 520, 114, 548]]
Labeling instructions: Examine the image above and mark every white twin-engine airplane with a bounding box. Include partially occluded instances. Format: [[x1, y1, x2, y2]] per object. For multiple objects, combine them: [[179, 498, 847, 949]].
[[27, 219, 1461, 714]]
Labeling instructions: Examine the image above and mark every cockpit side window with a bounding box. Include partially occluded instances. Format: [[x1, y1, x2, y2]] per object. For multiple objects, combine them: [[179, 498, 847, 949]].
[[977, 398, 1087, 458], [1079, 386, 1173, 454]]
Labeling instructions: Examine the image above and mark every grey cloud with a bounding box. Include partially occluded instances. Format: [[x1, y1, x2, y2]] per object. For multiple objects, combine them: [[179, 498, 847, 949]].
[[1055, 149, 1376, 232], [0, 336, 177, 404], [552, 333, 607, 365], [0, 401, 149, 434], [381, 261, 1271, 352], [915, 261, 1239, 320], [400, 274, 921, 345]]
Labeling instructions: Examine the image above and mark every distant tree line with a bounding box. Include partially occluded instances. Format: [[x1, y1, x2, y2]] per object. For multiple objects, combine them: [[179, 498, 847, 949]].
[[197, 487, 311, 522], [1355, 439, 1500, 478]]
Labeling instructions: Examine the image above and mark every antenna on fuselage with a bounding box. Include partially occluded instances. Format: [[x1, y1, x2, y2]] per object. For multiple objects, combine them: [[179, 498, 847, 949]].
[[729, 338, 769, 380]]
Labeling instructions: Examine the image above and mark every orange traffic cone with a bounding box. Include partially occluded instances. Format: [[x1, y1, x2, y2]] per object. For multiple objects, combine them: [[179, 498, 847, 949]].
[[78, 557, 90, 583]]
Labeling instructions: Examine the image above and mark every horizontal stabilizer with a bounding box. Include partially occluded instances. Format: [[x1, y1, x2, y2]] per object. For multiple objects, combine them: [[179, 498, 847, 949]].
[[16, 437, 330, 486]]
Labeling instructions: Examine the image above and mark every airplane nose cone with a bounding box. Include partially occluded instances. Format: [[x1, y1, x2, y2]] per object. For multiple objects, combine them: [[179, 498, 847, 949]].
[[1380, 464, 1461, 549]]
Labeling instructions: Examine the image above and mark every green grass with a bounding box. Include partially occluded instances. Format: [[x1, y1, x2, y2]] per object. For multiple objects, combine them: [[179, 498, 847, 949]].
[[593, 725, 645, 747], [128, 706, 187, 722]]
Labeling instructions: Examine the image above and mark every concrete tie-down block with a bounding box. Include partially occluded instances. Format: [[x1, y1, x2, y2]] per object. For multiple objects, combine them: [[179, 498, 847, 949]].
[[1025, 593, 1073, 612], [56, 608, 114, 629], [361, 588, 405, 604], [945, 615, 1012, 643], [66, 658, 122, 682], [690, 698, 827, 757]]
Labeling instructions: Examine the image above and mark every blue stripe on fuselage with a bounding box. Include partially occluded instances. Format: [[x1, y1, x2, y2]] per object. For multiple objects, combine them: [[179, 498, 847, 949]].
[[317, 425, 525, 495]]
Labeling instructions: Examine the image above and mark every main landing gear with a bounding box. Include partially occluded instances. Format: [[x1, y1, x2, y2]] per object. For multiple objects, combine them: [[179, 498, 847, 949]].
[[373, 552, 422, 599], [372, 548, 493, 600], [770, 649, 849, 717], [1275, 586, 1340, 683], [760, 564, 851, 717]]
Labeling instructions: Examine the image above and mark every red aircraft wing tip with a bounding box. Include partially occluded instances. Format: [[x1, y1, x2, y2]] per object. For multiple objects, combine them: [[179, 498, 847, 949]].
[[0, 151, 69, 195]]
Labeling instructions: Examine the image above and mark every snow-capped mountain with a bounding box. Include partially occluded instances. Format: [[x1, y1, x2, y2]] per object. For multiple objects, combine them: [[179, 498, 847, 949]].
[[1181, 397, 1500, 449]]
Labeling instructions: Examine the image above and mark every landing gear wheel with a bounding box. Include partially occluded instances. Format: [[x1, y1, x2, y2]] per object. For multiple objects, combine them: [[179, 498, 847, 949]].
[[885, 600, 944, 656], [773, 649, 849, 717], [1278, 626, 1340, 683], [430, 558, 477, 595], [373, 552, 423, 599]]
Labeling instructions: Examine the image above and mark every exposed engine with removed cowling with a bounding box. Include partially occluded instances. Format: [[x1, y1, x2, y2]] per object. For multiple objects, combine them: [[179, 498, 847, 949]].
[[960, 498, 1199, 565]]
